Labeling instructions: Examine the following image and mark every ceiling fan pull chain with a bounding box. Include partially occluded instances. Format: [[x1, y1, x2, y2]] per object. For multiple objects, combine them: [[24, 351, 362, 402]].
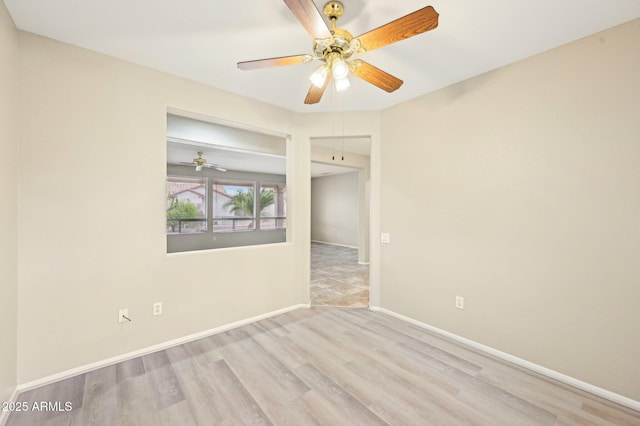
[[341, 126, 345, 161], [332, 78, 336, 161], [341, 90, 345, 161]]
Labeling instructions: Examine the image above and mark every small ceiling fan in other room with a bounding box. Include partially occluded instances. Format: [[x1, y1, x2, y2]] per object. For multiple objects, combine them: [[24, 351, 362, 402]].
[[237, 0, 439, 104], [180, 152, 227, 172]]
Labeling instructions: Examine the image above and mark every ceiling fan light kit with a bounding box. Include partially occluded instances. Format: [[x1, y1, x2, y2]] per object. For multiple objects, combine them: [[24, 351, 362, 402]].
[[310, 64, 329, 88], [331, 56, 349, 80], [237, 0, 439, 104], [334, 75, 350, 91]]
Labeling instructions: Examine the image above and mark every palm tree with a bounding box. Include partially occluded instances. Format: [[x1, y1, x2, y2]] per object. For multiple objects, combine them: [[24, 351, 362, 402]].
[[224, 187, 275, 228]]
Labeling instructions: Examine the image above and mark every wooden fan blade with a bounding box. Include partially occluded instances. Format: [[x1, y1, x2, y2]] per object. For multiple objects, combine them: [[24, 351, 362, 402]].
[[238, 54, 312, 71], [355, 6, 439, 52], [304, 73, 331, 104], [283, 0, 332, 39], [351, 60, 403, 92]]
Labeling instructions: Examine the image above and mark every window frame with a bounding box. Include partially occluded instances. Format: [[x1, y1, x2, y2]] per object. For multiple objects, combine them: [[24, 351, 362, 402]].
[[211, 179, 258, 233], [166, 175, 208, 235], [258, 181, 287, 231]]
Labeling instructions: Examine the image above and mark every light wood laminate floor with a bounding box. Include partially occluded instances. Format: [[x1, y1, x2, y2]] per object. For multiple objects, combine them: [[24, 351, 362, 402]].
[[310, 242, 369, 307], [6, 307, 640, 425]]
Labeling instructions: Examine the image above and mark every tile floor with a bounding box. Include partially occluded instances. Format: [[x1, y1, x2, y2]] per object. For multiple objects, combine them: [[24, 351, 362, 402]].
[[310, 242, 369, 307]]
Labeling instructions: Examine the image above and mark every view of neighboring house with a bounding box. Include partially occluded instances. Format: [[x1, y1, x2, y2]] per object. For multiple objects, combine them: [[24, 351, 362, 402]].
[[168, 182, 206, 214]]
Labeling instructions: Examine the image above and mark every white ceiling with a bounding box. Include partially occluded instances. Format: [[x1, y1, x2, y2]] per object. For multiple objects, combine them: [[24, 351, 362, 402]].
[[166, 114, 365, 176], [6, 0, 640, 113]]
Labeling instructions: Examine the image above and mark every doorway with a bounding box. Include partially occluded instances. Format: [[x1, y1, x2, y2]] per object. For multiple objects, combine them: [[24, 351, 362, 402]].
[[310, 136, 371, 307]]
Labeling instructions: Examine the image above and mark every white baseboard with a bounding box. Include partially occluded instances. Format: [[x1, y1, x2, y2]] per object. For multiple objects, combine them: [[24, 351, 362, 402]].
[[311, 240, 369, 264], [15, 304, 307, 394], [311, 240, 358, 249], [376, 307, 640, 412], [0, 387, 20, 426]]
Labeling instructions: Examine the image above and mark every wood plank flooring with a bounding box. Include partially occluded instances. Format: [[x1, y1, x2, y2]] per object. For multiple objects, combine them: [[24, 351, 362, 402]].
[[6, 307, 640, 425], [310, 242, 369, 307]]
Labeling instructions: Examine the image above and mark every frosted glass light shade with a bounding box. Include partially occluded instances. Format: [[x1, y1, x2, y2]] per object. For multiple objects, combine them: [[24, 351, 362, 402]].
[[310, 65, 328, 88], [335, 76, 351, 91], [331, 59, 349, 80]]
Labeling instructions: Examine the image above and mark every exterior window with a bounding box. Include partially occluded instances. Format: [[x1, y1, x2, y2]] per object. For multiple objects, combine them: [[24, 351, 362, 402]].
[[166, 176, 207, 234], [213, 180, 256, 232], [259, 182, 287, 230]]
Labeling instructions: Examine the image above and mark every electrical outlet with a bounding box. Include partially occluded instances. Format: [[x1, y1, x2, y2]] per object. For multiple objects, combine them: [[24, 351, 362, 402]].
[[380, 233, 391, 244], [153, 302, 163, 316], [455, 296, 464, 310], [118, 308, 129, 323]]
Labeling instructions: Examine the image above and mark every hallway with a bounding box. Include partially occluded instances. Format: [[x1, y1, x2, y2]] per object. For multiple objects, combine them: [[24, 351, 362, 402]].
[[310, 242, 369, 307]]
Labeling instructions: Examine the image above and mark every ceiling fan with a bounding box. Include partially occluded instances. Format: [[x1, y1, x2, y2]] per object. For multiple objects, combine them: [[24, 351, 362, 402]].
[[180, 151, 227, 172], [237, 0, 439, 104]]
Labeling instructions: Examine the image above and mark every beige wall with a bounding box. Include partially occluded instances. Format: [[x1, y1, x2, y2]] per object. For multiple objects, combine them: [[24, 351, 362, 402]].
[[311, 172, 359, 247], [311, 141, 372, 263], [380, 20, 640, 400], [0, 0, 19, 405], [16, 31, 306, 384], [15, 31, 383, 386]]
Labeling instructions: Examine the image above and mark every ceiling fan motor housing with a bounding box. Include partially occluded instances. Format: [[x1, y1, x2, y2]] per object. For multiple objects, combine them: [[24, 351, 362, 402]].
[[194, 151, 206, 165], [313, 2, 361, 65]]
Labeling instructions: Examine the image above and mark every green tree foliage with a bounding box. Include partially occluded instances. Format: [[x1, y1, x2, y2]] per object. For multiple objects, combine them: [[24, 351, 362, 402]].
[[166, 197, 199, 232], [224, 187, 275, 228]]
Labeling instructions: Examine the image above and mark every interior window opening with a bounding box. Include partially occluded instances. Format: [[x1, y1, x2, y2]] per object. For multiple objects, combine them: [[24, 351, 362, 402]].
[[166, 113, 287, 253]]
